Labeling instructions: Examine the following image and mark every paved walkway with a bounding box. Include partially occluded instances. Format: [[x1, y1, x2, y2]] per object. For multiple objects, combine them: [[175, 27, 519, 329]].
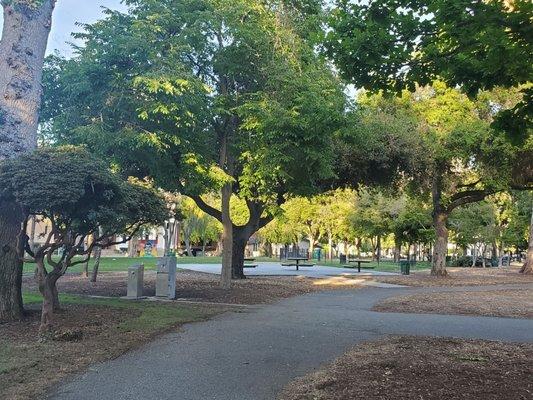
[[180, 261, 398, 277], [49, 285, 533, 400]]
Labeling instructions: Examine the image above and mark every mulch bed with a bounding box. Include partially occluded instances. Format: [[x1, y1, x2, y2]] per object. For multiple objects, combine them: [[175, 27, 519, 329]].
[[372, 266, 533, 287], [279, 336, 533, 400], [1, 304, 139, 400], [373, 288, 533, 319], [22, 270, 356, 305]]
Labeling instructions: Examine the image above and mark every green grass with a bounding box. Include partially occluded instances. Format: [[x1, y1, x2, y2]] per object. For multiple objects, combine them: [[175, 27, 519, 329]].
[[23, 255, 430, 275], [22, 255, 281, 274], [22, 292, 221, 333], [316, 259, 431, 272], [23, 256, 160, 275]]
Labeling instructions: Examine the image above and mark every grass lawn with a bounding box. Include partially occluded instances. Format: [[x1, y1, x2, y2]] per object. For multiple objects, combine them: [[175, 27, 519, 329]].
[[1, 292, 226, 400], [22, 255, 281, 275], [317, 259, 431, 273], [22, 255, 430, 275], [22, 256, 160, 274]]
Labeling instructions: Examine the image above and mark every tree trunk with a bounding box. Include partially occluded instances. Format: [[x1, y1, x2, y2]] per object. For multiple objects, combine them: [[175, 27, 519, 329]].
[[231, 230, 247, 279], [184, 233, 192, 256], [39, 272, 60, 334], [128, 236, 138, 258], [491, 240, 498, 260], [29, 215, 37, 252], [355, 238, 361, 257], [376, 235, 381, 264], [430, 168, 449, 277], [0, 1, 55, 157], [0, 0, 56, 322], [90, 245, 102, 283], [431, 211, 449, 276], [82, 260, 89, 278], [471, 244, 477, 268], [264, 241, 273, 258], [220, 183, 233, 289], [82, 235, 90, 278], [175, 221, 181, 253], [328, 233, 333, 261], [520, 203, 533, 274], [0, 201, 25, 321], [393, 237, 401, 262], [163, 223, 170, 256]]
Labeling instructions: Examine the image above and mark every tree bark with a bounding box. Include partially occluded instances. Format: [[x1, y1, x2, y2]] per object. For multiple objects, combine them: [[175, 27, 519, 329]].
[[38, 271, 60, 334], [0, 201, 25, 321], [520, 203, 533, 274], [308, 234, 315, 258], [230, 203, 272, 279], [393, 237, 401, 262], [0, 1, 55, 157], [376, 235, 381, 263], [220, 183, 233, 289], [231, 229, 247, 279], [431, 211, 449, 276], [184, 235, 192, 256], [82, 259, 89, 278], [0, 0, 56, 322], [29, 215, 37, 251], [327, 233, 333, 261], [471, 244, 477, 267], [90, 245, 102, 283], [128, 235, 138, 258], [262, 241, 273, 258]]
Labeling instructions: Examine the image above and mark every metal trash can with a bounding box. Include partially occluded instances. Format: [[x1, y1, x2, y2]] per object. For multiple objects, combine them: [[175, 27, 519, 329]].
[[339, 254, 347, 264], [400, 260, 410, 275]]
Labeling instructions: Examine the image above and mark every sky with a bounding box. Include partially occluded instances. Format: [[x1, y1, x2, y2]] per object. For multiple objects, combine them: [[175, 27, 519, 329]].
[[0, 0, 128, 56]]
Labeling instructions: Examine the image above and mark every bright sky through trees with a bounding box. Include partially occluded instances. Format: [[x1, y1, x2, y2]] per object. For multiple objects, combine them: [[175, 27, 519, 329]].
[[0, 0, 127, 56]]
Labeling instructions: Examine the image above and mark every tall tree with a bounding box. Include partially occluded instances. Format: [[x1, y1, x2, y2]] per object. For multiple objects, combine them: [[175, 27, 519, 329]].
[[325, 0, 532, 138], [41, 0, 346, 286], [0, 0, 56, 321], [325, 0, 533, 274], [355, 84, 524, 276]]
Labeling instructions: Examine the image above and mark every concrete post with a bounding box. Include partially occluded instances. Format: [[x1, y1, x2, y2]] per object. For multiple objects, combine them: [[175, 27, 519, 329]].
[[156, 256, 177, 299], [126, 264, 144, 299]]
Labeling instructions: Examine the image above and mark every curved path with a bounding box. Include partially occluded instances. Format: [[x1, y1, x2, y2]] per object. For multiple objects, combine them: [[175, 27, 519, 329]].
[[49, 284, 533, 400]]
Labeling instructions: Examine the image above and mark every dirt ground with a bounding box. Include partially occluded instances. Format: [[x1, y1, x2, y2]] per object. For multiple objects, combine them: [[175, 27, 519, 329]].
[[4, 270, 364, 400], [22, 269, 361, 305], [373, 288, 533, 318], [372, 266, 533, 287], [0, 300, 223, 400], [279, 336, 533, 400]]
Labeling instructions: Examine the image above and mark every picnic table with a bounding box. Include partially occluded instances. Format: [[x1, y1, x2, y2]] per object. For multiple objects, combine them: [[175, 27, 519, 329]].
[[281, 257, 315, 271], [244, 257, 257, 268], [345, 259, 373, 273]]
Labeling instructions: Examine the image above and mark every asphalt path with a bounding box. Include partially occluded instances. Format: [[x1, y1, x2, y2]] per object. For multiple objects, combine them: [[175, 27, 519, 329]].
[[49, 284, 533, 400]]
